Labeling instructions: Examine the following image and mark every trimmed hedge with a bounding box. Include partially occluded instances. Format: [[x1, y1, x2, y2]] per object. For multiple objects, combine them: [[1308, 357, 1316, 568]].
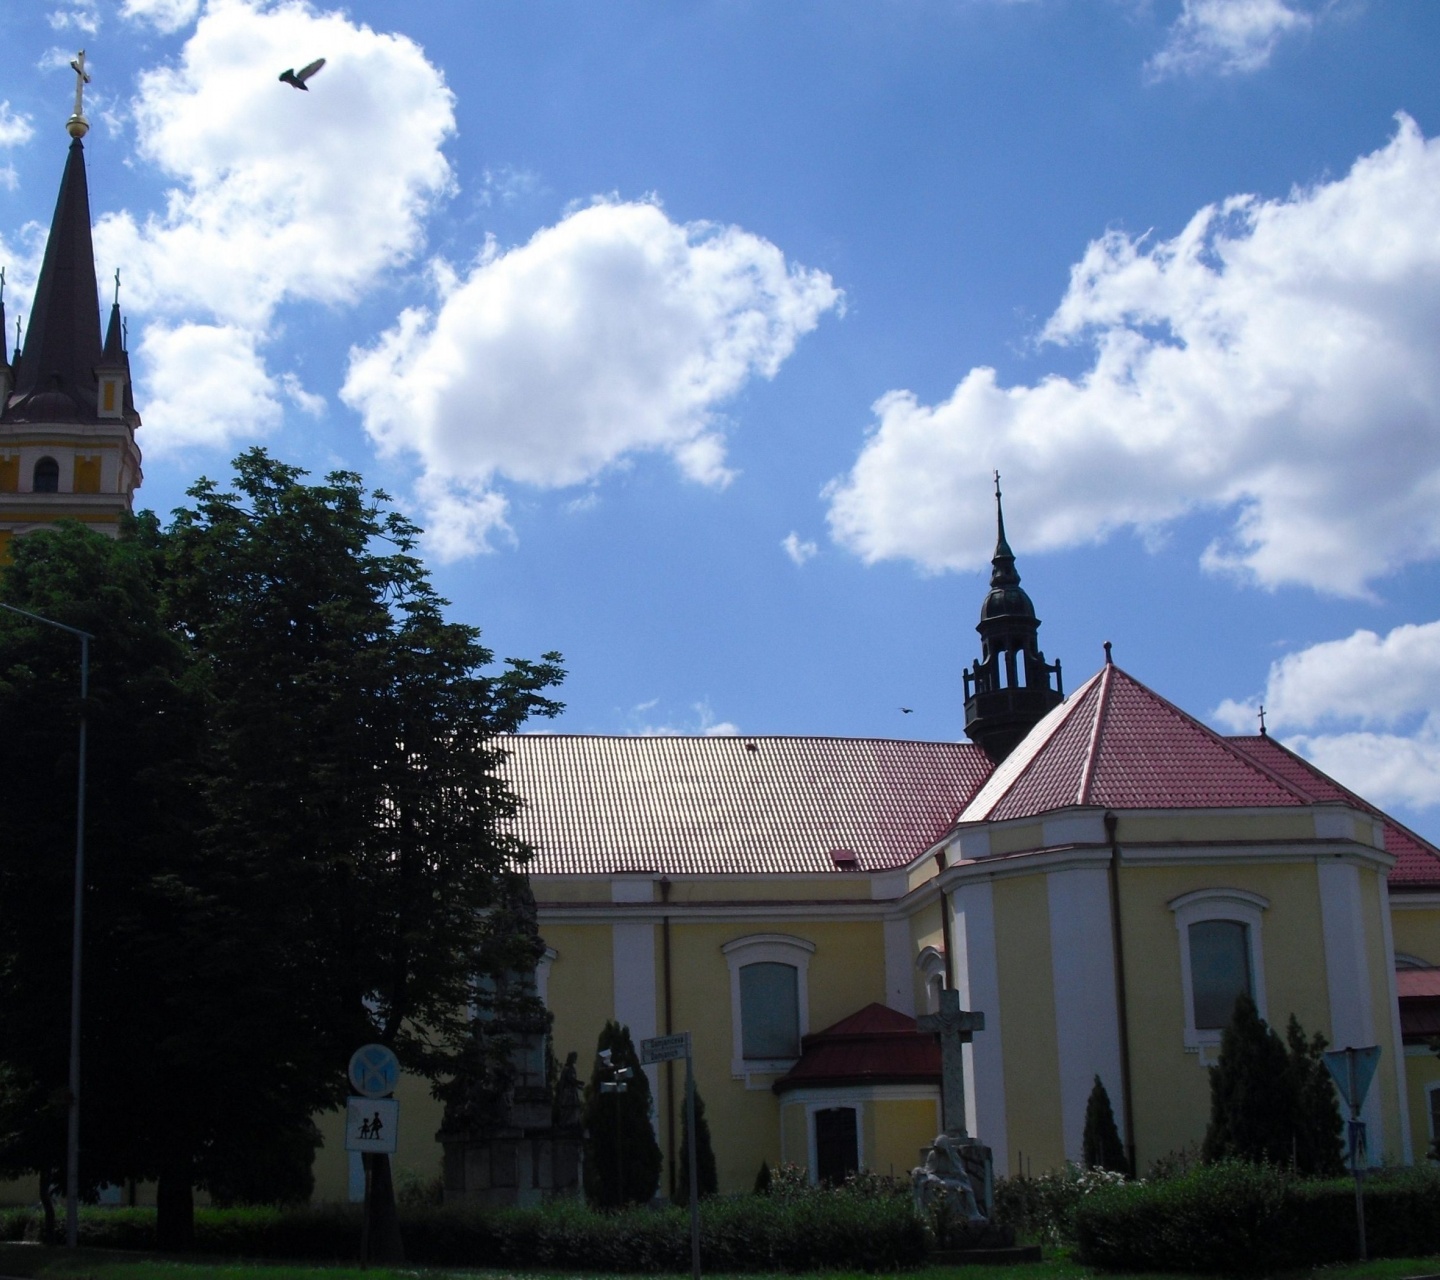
[[1073, 1161, 1440, 1275], [0, 1193, 927, 1273]]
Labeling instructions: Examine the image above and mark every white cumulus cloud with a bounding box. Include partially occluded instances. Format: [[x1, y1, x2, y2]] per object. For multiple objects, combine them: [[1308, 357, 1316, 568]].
[[0, 103, 35, 149], [90, 0, 454, 453], [120, 0, 201, 33], [1213, 620, 1440, 812], [783, 531, 818, 566], [343, 199, 841, 557], [138, 322, 283, 450], [827, 116, 1440, 599], [1148, 0, 1311, 79]]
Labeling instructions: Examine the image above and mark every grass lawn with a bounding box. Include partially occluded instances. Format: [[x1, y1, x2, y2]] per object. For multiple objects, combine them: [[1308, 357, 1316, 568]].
[[5, 1246, 1440, 1280]]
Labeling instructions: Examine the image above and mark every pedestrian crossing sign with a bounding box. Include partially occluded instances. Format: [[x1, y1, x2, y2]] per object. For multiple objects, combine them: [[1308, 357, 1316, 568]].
[[345, 1096, 399, 1154]]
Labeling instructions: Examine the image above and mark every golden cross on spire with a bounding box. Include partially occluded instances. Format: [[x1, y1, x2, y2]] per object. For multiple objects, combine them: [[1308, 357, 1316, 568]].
[[67, 50, 91, 138], [113, 268, 121, 307]]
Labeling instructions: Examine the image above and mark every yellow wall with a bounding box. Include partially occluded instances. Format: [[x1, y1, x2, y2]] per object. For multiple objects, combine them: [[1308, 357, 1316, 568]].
[[992, 873, 1064, 1173], [73, 455, 101, 494], [869, 1098, 941, 1179], [1391, 903, 1440, 966], [0, 456, 17, 492], [1115, 861, 1333, 1169]]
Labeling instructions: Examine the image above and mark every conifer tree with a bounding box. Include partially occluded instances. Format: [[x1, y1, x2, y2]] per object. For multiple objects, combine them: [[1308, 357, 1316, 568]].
[[1285, 1015, 1345, 1176], [1081, 1075, 1128, 1174], [1202, 994, 1303, 1167], [583, 1021, 662, 1208], [673, 1084, 719, 1206]]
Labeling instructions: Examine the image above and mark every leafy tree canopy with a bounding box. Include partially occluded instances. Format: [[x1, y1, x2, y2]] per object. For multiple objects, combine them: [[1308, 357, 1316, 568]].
[[0, 452, 564, 1241]]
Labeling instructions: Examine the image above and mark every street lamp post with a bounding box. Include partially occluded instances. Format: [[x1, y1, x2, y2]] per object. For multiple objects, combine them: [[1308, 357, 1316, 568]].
[[0, 602, 92, 1248], [598, 1049, 633, 1205]]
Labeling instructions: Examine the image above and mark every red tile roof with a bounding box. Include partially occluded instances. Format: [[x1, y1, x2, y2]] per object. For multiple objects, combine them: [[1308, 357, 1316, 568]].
[[773, 1002, 941, 1094], [963, 665, 1310, 823], [499, 734, 992, 876], [1228, 735, 1440, 889], [496, 667, 1440, 887]]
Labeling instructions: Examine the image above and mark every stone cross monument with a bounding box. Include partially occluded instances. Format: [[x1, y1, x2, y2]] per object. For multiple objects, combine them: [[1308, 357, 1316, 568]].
[[913, 988, 996, 1228], [917, 987, 984, 1137]]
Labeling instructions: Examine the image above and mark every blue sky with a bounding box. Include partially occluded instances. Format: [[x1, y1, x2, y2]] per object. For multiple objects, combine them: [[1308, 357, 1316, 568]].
[[3, 0, 1439, 842]]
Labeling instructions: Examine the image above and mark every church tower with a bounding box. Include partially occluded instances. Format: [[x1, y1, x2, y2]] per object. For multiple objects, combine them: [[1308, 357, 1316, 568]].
[[0, 52, 143, 565], [962, 477, 1063, 761]]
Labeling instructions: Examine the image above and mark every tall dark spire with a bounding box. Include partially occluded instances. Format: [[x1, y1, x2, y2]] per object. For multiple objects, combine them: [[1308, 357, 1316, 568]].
[[962, 475, 1064, 762], [5, 136, 103, 421]]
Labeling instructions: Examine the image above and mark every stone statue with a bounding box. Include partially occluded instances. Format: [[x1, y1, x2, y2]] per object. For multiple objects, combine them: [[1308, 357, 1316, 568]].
[[912, 1132, 986, 1225]]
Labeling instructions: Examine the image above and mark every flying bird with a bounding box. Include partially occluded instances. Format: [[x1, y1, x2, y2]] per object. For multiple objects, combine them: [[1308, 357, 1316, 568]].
[[279, 57, 326, 90], [900, 707, 913, 714]]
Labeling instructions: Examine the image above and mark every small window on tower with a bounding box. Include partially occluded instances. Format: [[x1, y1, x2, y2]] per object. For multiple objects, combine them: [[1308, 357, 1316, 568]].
[[33, 457, 59, 493]]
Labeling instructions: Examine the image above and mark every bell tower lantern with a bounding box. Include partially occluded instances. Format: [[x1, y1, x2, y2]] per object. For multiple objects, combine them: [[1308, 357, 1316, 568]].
[[962, 475, 1064, 762]]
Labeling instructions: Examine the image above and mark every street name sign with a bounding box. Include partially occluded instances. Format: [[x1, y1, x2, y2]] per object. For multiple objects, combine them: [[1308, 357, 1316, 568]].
[[641, 1032, 691, 1064]]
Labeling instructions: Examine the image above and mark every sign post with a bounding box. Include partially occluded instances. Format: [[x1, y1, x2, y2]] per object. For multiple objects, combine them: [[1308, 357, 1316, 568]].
[[644, 1033, 699, 1280], [1324, 1045, 1381, 1264], [347, 1044, 401, 1270]]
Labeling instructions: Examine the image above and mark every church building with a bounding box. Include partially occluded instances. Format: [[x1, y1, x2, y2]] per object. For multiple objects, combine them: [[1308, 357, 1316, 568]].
[[7, 75, 1439, 1208], [0, 61, 142, 565], [461, 499, 1440, 1204]]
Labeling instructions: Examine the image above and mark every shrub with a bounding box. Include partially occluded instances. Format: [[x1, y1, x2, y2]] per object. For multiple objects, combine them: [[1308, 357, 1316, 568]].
[[992, 1162, 1126, 1248], [1072, 1161, 1440, 1275], [33, 1187, 927, 1273]]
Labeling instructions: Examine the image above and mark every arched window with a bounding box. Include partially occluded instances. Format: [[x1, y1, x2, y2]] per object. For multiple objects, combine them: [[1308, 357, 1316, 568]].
[[1170, 888, 1269, 1051], [722, 933, 814, 1079], [32, 457, 59, 493]]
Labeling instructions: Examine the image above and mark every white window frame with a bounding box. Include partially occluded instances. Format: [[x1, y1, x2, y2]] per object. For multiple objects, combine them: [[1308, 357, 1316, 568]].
[[1426, 1081, 1440, 1152], [1169, 888, 1269, 1052], [722, 933, 815, 1080], [915, 945, 947, 1014]]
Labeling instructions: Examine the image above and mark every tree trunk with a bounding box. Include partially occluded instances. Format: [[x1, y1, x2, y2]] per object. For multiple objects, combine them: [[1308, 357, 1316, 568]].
[[38, 1170, 56, 1246], [365, 1153, 406, 1264], [155, 1165, 195, 1251]]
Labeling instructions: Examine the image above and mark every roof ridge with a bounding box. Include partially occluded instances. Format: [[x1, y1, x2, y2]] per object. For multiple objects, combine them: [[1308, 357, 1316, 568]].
[[1076, 661, 1114, 806]]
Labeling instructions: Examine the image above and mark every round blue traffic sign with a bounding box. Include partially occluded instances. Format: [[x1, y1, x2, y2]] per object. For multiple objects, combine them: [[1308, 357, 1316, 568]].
[[348, 1043, 399, 1099]]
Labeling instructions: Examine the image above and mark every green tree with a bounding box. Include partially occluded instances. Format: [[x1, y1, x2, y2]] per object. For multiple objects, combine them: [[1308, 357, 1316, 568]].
[[1082, 1075, 1128, 1174], [0, 516, 213, 1237], [161, 450, 563, 1243], [1202, 995, 1342, 1173], [583, 1021, 662, 1208], [1285, 1016, 1344, 1176], [673, 1083, 719, 1206], [0, 454, 564, 1248]]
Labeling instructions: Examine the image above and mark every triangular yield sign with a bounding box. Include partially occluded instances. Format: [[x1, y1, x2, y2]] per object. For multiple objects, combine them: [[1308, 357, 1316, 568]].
[[1324, 1045, 1381, 1112]]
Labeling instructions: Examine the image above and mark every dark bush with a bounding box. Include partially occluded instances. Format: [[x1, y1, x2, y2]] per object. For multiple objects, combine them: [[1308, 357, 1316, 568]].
[[1073, 1161, 1440, 1275], [23, 1187, 926, 1272]]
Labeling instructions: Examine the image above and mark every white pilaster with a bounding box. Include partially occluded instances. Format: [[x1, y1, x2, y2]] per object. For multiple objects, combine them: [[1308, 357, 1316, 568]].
[[950, 881, 1007, 1172], [884, 916, 916, 1016], [1048, 867, 1124, 1161], [612, 919, 659, 1111], [1318, 862, 1381, 1162]]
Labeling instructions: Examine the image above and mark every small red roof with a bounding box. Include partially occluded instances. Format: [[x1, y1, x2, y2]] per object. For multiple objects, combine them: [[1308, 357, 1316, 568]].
[[1397, 969, 1440, 1043], [773, 1003, 940, 1094], [1398, 968, 1440, 999], [963, 665, 1311, 823]]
